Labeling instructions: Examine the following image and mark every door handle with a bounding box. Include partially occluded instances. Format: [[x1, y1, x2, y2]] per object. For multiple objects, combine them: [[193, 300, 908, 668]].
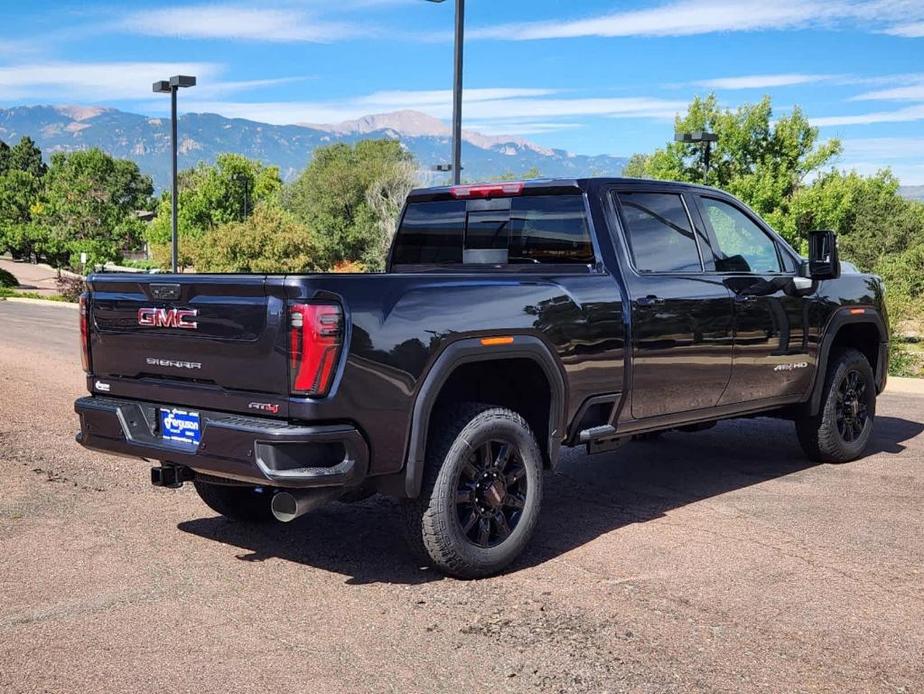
[[637, 295, 664, 306], [734, 294, 757, 303]]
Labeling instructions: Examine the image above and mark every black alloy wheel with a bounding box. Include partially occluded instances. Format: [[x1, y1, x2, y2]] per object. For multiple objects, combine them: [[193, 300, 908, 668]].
[[455, 439, 529, 549]]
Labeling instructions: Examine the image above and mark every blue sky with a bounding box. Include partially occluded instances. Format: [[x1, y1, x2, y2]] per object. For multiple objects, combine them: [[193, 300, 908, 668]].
[[2, 0, 924, 182]]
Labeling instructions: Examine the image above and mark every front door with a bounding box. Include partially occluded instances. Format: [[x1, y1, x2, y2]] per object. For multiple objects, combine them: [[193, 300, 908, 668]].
[[691, 194, 814, 404], [612, 189, 734, 420]]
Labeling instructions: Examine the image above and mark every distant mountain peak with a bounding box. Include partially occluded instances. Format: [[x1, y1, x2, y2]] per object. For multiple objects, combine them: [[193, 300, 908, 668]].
[[53, 105, 111, 122], [304, 110, 450, 138], [303, 109, 556, 157]]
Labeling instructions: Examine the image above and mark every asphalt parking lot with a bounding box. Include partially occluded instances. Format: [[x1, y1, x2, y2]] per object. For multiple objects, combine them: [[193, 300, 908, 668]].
[[1, 300, 922, 693]]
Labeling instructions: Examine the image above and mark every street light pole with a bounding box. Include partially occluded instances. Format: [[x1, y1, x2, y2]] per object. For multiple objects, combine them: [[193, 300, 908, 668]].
[[170, 86, 178, 272], [427, 0, 465, 184], [450, 0, 464, 185], [153, 75, 196, 273]]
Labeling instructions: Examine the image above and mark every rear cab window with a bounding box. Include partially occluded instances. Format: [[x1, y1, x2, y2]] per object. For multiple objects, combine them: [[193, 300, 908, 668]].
[[391, 193, 595, 270]]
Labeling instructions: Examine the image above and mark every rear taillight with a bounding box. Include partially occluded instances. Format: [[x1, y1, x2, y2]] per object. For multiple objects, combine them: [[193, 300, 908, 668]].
[[79, 293, 91, 373], [288, 303, 343, 397]]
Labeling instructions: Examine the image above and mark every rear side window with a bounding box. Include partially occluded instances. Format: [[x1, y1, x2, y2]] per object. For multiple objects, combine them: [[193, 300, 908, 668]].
[[391, 200, 465, 265], [617, 192, 701, 273], [509, 196, 594, 264], [392, 194, 594, 267]]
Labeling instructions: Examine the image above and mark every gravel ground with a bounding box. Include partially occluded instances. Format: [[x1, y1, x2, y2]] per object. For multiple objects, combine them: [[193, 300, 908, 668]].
[[1, 301, 923, 693]]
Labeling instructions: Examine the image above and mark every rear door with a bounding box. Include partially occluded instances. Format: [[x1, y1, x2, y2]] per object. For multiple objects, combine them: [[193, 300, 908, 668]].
[[611, 188, 734, 420], [88, 274, 290, 410], [690, 194, 813, 403]]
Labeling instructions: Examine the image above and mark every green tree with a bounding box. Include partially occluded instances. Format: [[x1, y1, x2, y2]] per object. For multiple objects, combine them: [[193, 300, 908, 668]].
[[39, 149, 153, 267], [624, 94, 841, 246], [146, 153, 282, 268], [786, 169, 924, 270], [485, 166, 542, 182], [0, 169, 43, 258], [0, 141, 10, 176], [8, 136, 47, 178], [193, 203, 323, 273], [283, 139, 416, 270]]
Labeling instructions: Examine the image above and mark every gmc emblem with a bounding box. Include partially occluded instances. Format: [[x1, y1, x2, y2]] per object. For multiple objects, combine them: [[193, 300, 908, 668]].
[[138, 307, 199, 330]]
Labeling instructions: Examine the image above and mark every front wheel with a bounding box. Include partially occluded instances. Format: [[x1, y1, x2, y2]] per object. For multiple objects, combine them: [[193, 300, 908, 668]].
[[796, 348, 876, 463], [402, 404, 543, 579]]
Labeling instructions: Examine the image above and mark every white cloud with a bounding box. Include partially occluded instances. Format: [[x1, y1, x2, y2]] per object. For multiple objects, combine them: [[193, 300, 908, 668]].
[[692, 74, 832, 89], [464, 121, 583, 136], [811, 103, 924, 126], [0, 61, 309, 104], [355, 88, 561, 108], [118, 5, 364, 42], [0, 62, 222, 102], [837, 161, 924, 185], [471, 0, 924, 41], [841, 137, 924, 159], [173, 91, 687, 127], [883, 20, 924, 37], [851, 82, 924, 101]]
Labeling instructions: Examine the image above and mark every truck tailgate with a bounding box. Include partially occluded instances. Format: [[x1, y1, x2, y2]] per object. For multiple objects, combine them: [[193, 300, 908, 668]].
[[87, 274, 289, 404]]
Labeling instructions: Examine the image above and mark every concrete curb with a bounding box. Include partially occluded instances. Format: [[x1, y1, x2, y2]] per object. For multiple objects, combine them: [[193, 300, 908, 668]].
[[0, 296, 78, 310]]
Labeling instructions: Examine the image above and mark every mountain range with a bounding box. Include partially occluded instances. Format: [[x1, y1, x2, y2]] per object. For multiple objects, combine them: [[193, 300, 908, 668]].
[[0, 105, 628, 190]]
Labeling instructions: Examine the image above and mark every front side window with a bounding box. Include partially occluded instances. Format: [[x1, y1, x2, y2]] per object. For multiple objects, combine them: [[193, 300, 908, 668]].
[[700, 197, 781, 273], [617, 192, 701, 273]]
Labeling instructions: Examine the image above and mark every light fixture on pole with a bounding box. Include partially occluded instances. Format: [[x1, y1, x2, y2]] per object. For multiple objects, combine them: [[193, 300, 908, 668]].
[[426, 0, 464, 185], [675, 130, 718, 178], [153, 75, 197, 273]]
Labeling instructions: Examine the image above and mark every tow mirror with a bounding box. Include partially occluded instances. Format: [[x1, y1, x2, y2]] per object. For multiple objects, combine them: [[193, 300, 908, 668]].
[[808, 229, 840, 280]]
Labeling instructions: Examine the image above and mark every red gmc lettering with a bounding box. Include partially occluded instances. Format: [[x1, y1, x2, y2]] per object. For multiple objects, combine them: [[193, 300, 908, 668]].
[[137, 307, 199, 330]]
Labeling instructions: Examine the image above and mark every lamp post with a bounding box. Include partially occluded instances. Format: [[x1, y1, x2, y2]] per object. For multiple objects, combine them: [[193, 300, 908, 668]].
[[153, 75, 197, 273], [675, 130, 718, 179], [427, 0, 464, 185]]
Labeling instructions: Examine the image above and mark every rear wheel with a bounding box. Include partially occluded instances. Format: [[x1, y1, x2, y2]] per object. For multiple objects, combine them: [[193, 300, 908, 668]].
[[402, 404, 543, 579], [796, 348, 876, 463], [193, 479, 273, 522]]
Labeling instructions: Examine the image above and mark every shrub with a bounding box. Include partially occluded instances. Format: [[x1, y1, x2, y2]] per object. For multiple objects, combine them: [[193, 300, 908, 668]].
[[0, 267, 18, 288]]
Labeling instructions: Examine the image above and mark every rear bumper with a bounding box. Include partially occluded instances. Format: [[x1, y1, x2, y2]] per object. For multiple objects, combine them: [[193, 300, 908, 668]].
[[74, 396, 368, 489]]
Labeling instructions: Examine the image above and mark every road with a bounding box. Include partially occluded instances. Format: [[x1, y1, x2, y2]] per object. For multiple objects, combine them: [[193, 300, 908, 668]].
[[1, 299, 923, 693]]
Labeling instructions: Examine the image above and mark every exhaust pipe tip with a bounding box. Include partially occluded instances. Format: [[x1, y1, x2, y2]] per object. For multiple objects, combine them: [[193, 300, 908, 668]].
[[271, 489, 339, 523], [271, 492, 300, 523]]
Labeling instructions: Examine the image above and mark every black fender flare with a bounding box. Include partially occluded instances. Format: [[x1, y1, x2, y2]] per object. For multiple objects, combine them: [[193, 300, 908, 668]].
[[808, 307, 888, 416], [402, 335, 567, 498]]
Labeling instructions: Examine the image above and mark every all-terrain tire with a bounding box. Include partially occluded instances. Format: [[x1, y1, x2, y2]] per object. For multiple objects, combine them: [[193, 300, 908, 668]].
[[796, 348, 876, 463], [402, 403, 543, 579], [193, 479, 274, 522]]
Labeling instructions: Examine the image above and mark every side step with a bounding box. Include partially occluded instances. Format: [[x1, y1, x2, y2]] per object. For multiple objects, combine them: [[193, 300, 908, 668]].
[[578, 425, 628, 455]]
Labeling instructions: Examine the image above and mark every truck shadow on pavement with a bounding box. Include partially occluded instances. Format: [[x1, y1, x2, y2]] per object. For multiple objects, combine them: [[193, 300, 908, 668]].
[[178, 414, 922, 584]]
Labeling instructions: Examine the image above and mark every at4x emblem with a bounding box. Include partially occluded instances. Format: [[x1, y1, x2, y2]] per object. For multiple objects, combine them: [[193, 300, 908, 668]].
[[138, 307, 198, 330]]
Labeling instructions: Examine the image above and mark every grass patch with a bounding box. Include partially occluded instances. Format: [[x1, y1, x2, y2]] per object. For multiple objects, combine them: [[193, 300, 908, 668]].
[[0, 287, 71, 302]]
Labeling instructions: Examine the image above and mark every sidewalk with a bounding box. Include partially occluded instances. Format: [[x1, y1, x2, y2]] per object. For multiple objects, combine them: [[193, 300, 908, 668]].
[[0, 257, 62, 296], [886, 376, 924, 396]]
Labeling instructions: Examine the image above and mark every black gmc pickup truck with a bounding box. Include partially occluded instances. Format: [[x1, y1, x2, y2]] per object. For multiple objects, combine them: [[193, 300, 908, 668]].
[[75, 178, 888, 578]]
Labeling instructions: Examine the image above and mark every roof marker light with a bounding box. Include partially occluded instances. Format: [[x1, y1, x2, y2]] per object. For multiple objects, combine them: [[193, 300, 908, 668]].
[[450, 182, 525, 199]]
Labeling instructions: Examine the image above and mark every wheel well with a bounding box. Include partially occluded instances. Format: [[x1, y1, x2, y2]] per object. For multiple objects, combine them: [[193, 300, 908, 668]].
[[429, 359, 553, 466], [830, 322, 881, 374]]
